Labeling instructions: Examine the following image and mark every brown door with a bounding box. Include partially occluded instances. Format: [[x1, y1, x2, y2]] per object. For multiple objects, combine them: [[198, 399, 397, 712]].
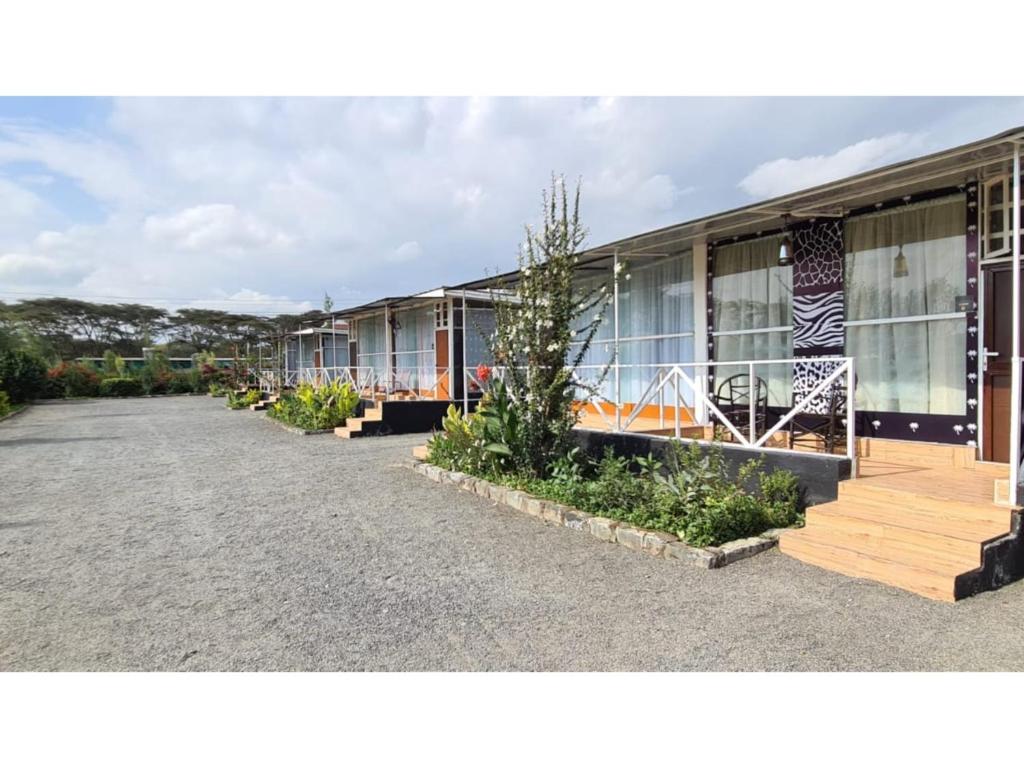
[[982, 264, 1022, 462], [435, 329, 449, 399]]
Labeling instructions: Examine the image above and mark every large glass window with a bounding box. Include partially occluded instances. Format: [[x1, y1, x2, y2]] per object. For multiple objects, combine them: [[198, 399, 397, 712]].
[[711, 235, 793, 406], [571, 250, 694, 403], [844, 195, 966, 415], [355, 314, 388, 376], [393, 305, 435, 389]]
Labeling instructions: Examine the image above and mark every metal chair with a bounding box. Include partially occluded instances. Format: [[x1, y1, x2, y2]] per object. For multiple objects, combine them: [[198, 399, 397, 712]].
[[788, 376, 847, 454], [712, 373, 768, 440]]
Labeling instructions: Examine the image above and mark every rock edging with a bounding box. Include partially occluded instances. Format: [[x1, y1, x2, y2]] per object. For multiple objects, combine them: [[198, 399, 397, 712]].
[[411, 459, 785, 569]]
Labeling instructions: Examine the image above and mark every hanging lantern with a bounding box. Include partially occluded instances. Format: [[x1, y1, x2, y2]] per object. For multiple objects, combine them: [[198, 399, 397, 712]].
[[893, 244, 909, 278], [778, 215, 794, 266]]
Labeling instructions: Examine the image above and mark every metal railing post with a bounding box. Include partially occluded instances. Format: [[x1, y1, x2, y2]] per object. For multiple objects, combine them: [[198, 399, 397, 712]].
[[748, 362, 756, 444], [846, 357, 857, 477]]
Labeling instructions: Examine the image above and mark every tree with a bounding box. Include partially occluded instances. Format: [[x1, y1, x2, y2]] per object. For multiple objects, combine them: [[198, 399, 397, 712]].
[[487, 176, 616, 477], [323, 292, 334, 313]]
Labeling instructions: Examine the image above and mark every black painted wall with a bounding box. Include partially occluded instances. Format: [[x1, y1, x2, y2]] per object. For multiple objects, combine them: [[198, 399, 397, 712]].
[[570, 428, 851, 507]]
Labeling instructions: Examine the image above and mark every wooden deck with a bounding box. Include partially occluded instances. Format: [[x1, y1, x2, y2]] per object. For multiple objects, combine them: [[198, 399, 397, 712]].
[[780, 442, 1019, 602]]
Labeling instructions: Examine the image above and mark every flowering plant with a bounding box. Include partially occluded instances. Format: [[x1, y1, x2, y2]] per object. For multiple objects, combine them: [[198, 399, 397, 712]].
[[485, 176, 618, 477]]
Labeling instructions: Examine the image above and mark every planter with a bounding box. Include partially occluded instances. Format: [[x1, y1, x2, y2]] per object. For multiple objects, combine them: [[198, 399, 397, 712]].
[[411, 459, 789, 569]]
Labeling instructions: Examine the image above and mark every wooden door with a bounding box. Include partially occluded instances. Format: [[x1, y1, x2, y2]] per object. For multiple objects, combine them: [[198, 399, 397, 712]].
[[982, 264, 1021, 462], [435, 329, 450, 399]]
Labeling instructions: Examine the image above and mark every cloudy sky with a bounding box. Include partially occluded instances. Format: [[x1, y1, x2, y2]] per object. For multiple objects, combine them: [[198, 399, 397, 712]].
[[1, 96, 1023, 315]]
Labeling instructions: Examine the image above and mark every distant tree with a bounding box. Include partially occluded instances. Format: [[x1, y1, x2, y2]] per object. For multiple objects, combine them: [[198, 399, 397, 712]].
[[323, 292, 334, 313]]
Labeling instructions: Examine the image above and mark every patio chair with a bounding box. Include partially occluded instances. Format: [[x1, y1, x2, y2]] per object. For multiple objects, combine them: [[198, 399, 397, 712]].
[[712, 373, 768, 441], [788, 376, 847, 454]]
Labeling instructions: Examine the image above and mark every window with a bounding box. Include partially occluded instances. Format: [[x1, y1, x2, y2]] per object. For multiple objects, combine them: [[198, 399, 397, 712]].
[[355, 314, 388, 376], [434, 301, 449, 329], [982, 176, 1023, 259], [711, 235, 793, 406], [571, 250, 694, 403], [393, 305, 435, 389], [844, 195, 966, 415]]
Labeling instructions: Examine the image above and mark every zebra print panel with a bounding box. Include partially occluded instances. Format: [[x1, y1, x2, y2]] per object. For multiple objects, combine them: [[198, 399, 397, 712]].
[[793, 291, 844, 352]]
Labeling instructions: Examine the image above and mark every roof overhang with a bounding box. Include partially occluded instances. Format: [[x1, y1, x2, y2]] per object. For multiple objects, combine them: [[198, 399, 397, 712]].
[[452, 125, 1024, 289]]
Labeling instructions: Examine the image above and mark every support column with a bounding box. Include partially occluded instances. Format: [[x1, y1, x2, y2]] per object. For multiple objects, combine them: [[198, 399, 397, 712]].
[[1011, 143, 1021, 505], [613, 248, 621, 431], [692, 240, 709, 424], [384, 303, 393, 397]]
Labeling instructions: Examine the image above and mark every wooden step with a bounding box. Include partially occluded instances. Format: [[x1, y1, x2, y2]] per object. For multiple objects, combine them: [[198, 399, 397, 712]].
[[362, 407, 383, 422], [838, 480, 1012, 527], [830, 492, 1010, 542], [806, 502, 983, 568], [779, 528, 961, 602]]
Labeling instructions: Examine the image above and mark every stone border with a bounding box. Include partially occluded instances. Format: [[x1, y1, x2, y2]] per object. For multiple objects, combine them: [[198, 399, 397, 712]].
[[259, 412, 335, 436], [0, 403, 31, 425], [411, 459, 786, 568]]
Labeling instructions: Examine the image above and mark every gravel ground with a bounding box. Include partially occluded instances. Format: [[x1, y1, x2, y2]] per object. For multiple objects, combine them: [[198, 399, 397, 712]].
[[1, 396, 1023, 671]]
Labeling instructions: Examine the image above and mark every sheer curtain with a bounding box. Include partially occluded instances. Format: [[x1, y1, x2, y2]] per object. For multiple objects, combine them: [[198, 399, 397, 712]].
[[845, 195, 965, 414], [712, 235, 793, 405], [570, 251, 694, 403], [394, 305, 435, 389], [356, 314, 388, 377]]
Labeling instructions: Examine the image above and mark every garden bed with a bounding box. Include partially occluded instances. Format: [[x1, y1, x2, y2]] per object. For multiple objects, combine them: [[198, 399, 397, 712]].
[[411, 459, 787, 568], [259, 413, 335, 435]]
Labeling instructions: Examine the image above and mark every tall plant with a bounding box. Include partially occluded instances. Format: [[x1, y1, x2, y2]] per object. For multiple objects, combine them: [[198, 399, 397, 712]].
[[487, 176, 617, 477]]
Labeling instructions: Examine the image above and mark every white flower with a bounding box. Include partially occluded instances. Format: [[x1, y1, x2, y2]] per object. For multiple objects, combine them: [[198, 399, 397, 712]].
[[546, 343, 558, 352], [614, 262, 624, 275], [625, 273, 631, 281]]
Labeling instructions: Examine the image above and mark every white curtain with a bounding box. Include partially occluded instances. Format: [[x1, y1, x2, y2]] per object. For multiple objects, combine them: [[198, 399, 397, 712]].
[[394, 305, 435, 389], [845, 195, 966, 414], [357, 315, 388, 376], [571, 251, 694, 403], [712, 235, 793, 406]]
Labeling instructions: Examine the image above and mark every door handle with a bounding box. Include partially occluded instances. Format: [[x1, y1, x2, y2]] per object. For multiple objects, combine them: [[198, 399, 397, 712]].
[[983, 351, 1000, 358]]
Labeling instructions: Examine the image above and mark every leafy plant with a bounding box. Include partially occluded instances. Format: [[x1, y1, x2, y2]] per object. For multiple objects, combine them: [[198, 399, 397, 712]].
[[45, 361, 101, 398], [0, 390, 11, 417], [267, 380, 358, 429], [0, 349, 48, 403], [101, 349, 128, 378], [167, 373, 196, 394], [227, 389, 261, 409], [98, 377, 144, 397], [485, 176, 620, 477], [475, 378, 523, 470]]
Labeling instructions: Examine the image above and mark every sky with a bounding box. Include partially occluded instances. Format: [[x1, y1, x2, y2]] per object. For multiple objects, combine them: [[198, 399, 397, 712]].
[[1, 96, 1023, 316]]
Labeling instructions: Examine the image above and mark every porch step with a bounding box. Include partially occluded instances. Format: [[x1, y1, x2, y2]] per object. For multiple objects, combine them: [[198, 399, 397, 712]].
[[779, 528, 965, 602], [779, 458, 1020, 602], [334, 406, 384, 439]]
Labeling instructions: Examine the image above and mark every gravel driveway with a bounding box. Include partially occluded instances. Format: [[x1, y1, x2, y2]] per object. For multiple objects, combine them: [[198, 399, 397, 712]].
[[2, 396, 1023, 671]]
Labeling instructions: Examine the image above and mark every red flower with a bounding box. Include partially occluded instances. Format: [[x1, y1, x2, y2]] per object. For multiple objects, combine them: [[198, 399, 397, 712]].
[[476, 363, 491, 384]]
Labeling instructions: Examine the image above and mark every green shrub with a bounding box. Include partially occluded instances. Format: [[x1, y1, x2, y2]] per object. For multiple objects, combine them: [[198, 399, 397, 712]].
[[102, 349, 128, 378], [46, 361, 101, 398], [432, 437, 804, 548], [138, 350, 173, 395], [0, 390, 10, 417], [167, 373, 195, 394], [227, 389, 262, 409], [0, 349, 48, 403], [267, 380, 358, 428], [98, 377, 144, 397], [208, 382, 228, 397]]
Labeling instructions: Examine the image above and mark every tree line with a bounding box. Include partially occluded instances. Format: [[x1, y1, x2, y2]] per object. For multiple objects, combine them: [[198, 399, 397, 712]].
[[0, 297, 323, 361]]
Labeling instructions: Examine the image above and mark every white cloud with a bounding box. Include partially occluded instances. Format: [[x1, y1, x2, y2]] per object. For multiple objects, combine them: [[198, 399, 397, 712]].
[[0, 252, 89, 284], [389, 240, 422, 263], [143, 204, 294, 253], [738, 132, 925, 198]]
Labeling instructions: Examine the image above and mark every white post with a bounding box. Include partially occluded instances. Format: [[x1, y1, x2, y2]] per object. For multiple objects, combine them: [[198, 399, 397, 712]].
[[613, 248, 622, 432], [748, 362, 756, 443], [692, 240, 709, 425], [384, 303, 393, 399], [846, 357, 857, 477], [298, 332, 303, 384], [462, 291, 469, 415], [1011, 142, 1021, 506]]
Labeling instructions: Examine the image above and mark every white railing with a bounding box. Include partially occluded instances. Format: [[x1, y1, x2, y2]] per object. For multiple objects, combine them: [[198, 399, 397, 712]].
[[463, 356, 857, 467]]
